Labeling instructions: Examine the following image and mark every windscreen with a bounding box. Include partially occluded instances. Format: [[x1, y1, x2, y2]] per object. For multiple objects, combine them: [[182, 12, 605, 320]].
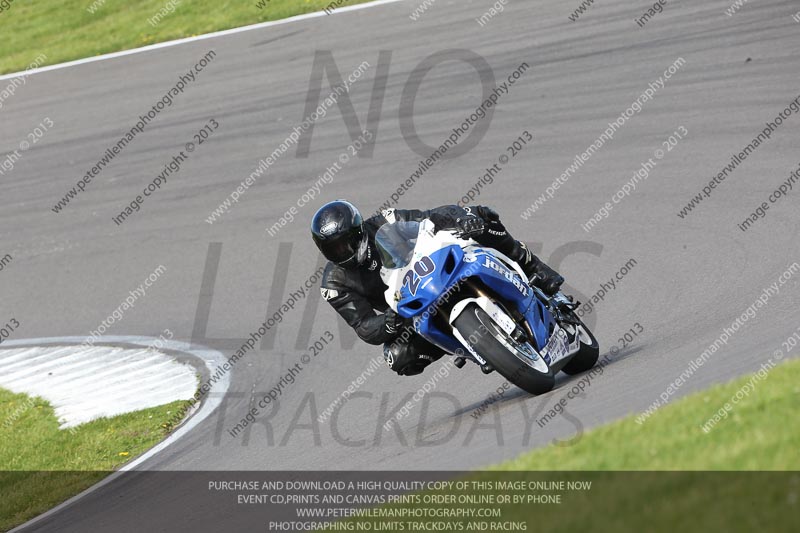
[[375, 221, 421, 269]]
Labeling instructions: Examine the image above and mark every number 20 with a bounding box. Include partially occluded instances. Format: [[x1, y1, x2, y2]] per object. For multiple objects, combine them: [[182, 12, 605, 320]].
[[402, 256, 436, 296]]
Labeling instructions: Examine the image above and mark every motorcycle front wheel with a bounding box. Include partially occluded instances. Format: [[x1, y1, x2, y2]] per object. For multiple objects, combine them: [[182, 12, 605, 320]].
[[452, 303, 555, 395]]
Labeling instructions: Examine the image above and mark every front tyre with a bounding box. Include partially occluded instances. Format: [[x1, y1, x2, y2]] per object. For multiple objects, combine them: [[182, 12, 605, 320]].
[[453, 304, 555, 395]]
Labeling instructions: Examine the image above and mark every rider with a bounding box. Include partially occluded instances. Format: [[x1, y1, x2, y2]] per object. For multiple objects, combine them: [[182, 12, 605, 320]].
[[311, 200, 564, 376]]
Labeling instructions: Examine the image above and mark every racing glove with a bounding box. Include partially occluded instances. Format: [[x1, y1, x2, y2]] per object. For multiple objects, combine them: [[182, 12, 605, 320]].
[[428, 207, 485, 238], [475, 205, 500, 223], [384, 309, 410, 337], [453, 215, 485, 239]]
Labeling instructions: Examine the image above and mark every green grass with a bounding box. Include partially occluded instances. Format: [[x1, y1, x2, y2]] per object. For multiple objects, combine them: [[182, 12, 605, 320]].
[[0, 387, 192, 531], [0, 0, 373, 74], [493, 357, 800, 470], [325, 358, 800, 533]]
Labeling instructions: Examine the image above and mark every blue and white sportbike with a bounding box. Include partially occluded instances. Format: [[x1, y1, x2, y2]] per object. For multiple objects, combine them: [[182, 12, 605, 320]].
[[376, 219, 599, 395]]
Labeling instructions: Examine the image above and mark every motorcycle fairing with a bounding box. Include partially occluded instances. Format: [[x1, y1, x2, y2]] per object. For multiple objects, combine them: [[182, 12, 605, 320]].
[[388, 238, 557, 358]]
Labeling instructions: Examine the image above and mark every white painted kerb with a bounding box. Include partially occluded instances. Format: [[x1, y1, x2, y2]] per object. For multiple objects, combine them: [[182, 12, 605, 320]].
[[0, 344, 197, 428], [5, 336, 232, 533]]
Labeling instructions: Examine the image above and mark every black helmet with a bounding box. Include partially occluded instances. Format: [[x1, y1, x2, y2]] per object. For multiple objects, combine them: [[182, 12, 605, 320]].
[[311, 200, 368, 267]]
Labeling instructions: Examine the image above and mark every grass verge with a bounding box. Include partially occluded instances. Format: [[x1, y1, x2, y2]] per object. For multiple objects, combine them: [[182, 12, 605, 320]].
[[324, 358, 799, 533], [0, 0, 373, 74], [0, 387, 192, 531], [493, 357, 800, 470]]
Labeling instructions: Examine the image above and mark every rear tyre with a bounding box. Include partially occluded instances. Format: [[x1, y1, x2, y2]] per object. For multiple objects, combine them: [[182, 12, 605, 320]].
[[560, 316, 599, 375], [453, 304, 555, 395]]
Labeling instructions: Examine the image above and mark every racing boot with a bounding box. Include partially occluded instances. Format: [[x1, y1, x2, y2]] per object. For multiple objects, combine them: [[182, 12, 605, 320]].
[[507, 241, 564, 296], [383, 335, 446, 376]]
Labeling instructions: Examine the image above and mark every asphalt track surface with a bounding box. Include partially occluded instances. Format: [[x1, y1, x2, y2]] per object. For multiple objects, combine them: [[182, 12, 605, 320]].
[[2, 0, 800, 530]]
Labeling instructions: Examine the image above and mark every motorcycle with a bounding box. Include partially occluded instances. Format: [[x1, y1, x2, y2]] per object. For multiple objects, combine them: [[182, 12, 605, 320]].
[[376, 218, 599, 395]]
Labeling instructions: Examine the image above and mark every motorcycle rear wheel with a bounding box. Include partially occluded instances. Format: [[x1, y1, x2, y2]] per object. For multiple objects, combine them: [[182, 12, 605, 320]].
[[560, 315, 600, 375]]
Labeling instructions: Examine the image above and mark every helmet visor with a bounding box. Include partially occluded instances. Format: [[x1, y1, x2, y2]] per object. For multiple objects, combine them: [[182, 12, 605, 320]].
[[322, 225, 365, 265]]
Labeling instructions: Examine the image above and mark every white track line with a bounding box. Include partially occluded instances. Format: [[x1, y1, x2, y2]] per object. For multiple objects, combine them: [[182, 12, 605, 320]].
[[5, 335, 231, 532], [0, 0, 405, 82]]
